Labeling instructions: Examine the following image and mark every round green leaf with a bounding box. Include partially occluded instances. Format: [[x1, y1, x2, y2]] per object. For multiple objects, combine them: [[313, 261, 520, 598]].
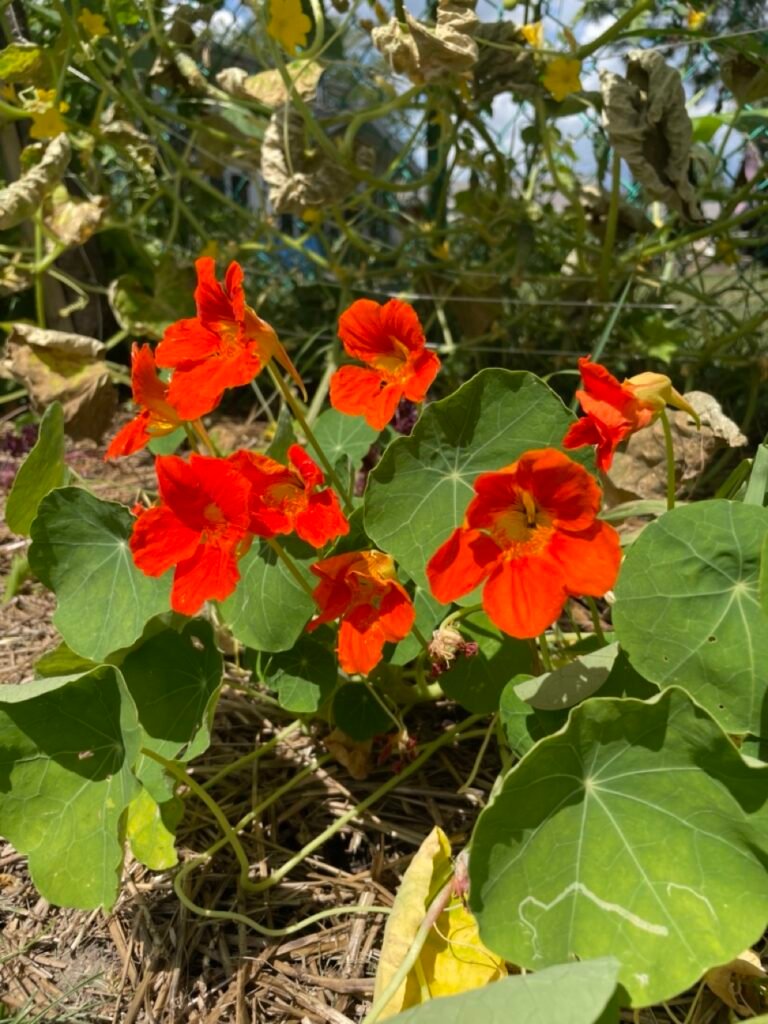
[[469, 688, 768, 1007], [262, 637, 337, 714], [0, 667, 142, 910], [440, 612, 532, 713], [121, 620, 223, 802], [312, 408, 379, 467], [220, 537, 315, 652], [28, 488, 172, 662], [613, 500, 768, 734], [333, 683, 392, 740], [5, 402, 68, 536], [364, 369, 580, 588]]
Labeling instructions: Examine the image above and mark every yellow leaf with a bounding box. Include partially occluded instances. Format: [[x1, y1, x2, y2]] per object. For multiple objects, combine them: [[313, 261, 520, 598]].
[[373, 826, 506, 1018], [705, 949, 766, 1015]]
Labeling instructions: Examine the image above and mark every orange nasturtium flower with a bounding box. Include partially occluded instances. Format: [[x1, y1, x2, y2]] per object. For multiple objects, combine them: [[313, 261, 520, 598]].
[[427, 448, 621, 639], [330, 299, 441, 431], [563, 357, 698, 471], [229, 443, 349, 548], [130, 454, 252, 616], [155, 258, 304, 421], [308, 550, 415, 675], [105, 344, 185, 460]]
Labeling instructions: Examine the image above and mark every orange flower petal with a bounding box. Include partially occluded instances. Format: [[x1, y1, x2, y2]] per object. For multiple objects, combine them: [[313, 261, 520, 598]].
[[130, 505, 200, 577], [514, 448, 602, 531], [195, 257, 239, 326], [105, 410, 153, 460], [402, 348, 441, 403], [482, 554, 567, 638], [172, 540, 241, 615], [337, 614, 386, 675], [155, 318, 220, 367], [427, 526, 501, 604], [330, 365, 402, 430], [338, 298, 424, 364], [295, 491, 349, 548], [548, 520, 621, 597]]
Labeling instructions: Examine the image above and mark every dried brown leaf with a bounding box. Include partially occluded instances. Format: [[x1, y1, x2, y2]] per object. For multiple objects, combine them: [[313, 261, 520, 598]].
[[705, 948, 766, 1015], [601, 51, 701, 220], [324, 728, 372, 780], [372, 0, 478, 83], [3, 324, 116, 441], [0, 135, 71, 231]]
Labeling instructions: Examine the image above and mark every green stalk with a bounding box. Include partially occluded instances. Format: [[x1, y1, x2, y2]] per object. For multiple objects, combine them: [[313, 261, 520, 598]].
[[598, 152, 622, 300], [267, 364, 353, 512], [659, 409, 677, 511], [265, 537, 317, 601]]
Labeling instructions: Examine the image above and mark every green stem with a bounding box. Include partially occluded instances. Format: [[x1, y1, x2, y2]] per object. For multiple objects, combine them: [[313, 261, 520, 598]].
[[33, 210, 45, 328], [659, 409, 676, 511], [457, 713, 497, 794], [575, 0, 653, 59], [173, 857, 391, 938], [265, 537, 317, 602], [598, 152, 622, 300], [201, 720, 302, 791], [538, 631, 553, 672], [191, 419, 222, 457], [585, 597, 607, 645], [268, 364, 353, 512]]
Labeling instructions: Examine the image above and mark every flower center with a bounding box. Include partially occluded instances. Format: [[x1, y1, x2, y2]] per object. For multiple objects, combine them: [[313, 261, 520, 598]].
[[265, 479, 305, 513], [372, 337, 411, 379], [489, 489, 553, 556], [203, 502, 225, 525]]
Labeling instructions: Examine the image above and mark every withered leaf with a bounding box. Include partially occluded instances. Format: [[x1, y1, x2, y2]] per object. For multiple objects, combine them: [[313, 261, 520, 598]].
[[0, 135, 71, 231], [372, 0, 478, 84], [3, 324, 116, 441], [601, 51, 701, 221]]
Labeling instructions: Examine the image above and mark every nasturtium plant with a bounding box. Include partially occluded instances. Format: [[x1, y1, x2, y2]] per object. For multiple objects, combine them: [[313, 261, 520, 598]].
[[613, 501, 768, 735], [3, 250, 766, 1023], [469, 688, 768, 1006]]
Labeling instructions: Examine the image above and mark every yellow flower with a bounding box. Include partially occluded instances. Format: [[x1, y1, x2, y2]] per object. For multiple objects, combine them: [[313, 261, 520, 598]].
[[687, 8, 707, 29], [78, 8, 109, 37], [29, 89, 70, 140], [267, 0, 312, 55], [542, 56, 582, 102], [521, 21, 543, 48]]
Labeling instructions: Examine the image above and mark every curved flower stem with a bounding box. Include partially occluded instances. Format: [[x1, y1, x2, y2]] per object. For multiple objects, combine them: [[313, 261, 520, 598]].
[[265, 537, 317, 602], [267, 365, 354, 513], [442, 603, 483, 628], [201, 720, 302, 791], [191, 419, 222, 458], [585, 597, 607, 645], [659, 409, 677, 511], [410, 622, 431, 653], [172, 857, 391, 938], [538, 631, 553, 673], [457, 713, 497, 795]]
